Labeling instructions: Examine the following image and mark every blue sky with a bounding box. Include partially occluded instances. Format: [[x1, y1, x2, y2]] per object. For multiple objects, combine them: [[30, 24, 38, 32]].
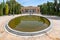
[[0, 0, 54, 6], [16, 0, 54, 6]]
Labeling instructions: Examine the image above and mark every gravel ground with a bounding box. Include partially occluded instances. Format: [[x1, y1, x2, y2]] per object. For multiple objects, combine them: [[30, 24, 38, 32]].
[[0, 14, 60, 40]]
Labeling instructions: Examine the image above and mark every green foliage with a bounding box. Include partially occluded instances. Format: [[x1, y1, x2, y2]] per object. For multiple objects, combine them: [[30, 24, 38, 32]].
[[0, 0, 22, 16], [0, 3, 4, 16], [38, 0, 60, 16], [0, 0, 60, 16], [42, 4, 48, 14], [5, 4, 9, 15], [6, 0, 22, 14]]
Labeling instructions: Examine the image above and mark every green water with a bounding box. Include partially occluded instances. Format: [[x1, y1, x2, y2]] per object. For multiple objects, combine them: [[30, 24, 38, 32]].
[[8, 15, 50, 32]]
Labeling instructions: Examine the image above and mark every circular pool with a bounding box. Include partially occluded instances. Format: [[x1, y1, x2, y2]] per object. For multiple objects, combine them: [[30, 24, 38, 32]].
[[5, 14, 52, 36]]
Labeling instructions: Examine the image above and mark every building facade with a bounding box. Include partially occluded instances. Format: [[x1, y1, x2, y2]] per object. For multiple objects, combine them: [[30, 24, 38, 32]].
[[21, 6, 40, 14]]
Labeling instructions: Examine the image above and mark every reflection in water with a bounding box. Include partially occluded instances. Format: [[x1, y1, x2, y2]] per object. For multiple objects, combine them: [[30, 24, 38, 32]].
[[9, 15, 50, 32], [14, 21, 48, 32]]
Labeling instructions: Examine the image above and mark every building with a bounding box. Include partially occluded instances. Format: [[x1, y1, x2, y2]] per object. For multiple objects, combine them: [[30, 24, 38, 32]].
[[21, 6, 40, 14]]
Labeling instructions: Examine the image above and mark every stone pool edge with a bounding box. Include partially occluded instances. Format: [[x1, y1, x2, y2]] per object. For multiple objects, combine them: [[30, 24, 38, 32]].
[[4, 14, 52, 37]]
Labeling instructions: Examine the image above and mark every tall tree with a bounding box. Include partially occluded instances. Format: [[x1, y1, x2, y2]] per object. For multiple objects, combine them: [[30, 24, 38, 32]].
[[5, 4, 9, 15], [0, 0, 5, 16], [54, 0, 58, 13], [6, 0, 22, 14], [0, 4, 3, 16], [59, 0, 60, 8], [47, 1, 50, 14], [0, 0, 5, 15]]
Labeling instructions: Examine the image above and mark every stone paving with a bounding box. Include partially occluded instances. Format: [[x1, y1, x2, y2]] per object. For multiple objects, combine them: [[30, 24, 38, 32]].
[[0, 14, 60, 40]]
